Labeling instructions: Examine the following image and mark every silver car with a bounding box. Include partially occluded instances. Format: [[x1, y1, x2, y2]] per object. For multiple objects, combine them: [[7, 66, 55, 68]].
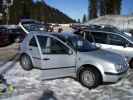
[[19, 31, 128, 88]]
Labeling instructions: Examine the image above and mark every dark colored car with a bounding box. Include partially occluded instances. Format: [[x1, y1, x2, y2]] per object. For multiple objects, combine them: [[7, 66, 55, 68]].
[[8, 27, 26, 43], [0, 27, 9, 47]]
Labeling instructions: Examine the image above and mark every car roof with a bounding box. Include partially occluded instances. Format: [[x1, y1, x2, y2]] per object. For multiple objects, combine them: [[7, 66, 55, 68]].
[[79, 24, 125, 36], [72, 24, 121, 34], [84, 25, 117, 32], [81, 26, 133, 41]]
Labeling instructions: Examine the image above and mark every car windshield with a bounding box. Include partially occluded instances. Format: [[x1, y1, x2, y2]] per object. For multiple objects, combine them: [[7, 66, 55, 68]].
[[54, 34, 98, 52], [22, 23, 46, 32]]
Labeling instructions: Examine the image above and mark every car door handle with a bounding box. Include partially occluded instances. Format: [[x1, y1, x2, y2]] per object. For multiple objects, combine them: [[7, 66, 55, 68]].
[[43, 58, 50, 60]]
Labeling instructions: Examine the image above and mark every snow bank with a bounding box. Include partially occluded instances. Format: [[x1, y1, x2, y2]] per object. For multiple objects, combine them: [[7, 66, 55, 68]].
[[86, 15, 133, 32]]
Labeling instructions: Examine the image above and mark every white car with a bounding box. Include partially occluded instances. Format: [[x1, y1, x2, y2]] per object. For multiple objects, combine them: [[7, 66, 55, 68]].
[[78, 25, 133, 68], [19, 31, 128, 88]]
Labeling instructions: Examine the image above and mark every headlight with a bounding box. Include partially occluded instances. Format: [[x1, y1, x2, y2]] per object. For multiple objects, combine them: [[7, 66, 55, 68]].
[[124, 56, 130, 62], [115, 64, 126, 73], [115, 64, 122, 73]]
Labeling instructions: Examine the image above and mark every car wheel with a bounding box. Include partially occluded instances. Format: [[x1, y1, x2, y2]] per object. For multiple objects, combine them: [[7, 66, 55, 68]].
[[129, 59, 133, 69], [20, 54, 33, 71], [79, 67, 102, 89]]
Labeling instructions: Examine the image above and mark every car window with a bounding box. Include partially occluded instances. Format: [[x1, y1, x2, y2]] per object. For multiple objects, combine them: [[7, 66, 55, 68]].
[[48, 38, 69, 54], [0, 28, 7, 33], [37, 36, 47, 49], [9, 28, 25, 34], [108, 34, 127, 46], [128, 43, 133, 47], [29, 36, 37, 47], [86, 32, 95, 42], [92, 32, 108, 44], [37, 36, 48, 54]]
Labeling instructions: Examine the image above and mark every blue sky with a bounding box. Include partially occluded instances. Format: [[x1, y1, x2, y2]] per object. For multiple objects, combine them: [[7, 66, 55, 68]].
[[122, 0, 133, 15], [35, 0, 133, 20], [45, 0, 88, 20]]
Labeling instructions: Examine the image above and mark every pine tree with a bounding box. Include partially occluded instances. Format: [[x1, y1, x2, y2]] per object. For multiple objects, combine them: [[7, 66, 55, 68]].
[[88, 0, 97, 19], [115, 0, 122, 14], [9, 0, 33, 24], [99, 0, 106, 16], [32, 1, 45, 22], [99, 0, 122, 16], [77, 19, 81, 23], [82, 14, 87, 23], [9, 0, 75, 24], [88, 0, 122, 18]]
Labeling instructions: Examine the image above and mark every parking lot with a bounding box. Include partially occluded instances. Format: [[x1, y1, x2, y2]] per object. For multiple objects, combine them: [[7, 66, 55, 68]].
[[0, 43, 132, 100], [0, 0, 133, 99]]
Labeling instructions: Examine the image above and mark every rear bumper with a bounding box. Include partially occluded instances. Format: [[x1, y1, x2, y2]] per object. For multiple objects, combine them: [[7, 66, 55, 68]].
[[103, 71, 127, 82]]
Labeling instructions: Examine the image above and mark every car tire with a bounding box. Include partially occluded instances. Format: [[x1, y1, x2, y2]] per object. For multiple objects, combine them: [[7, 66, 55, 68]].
[[20, 54, 33, 71], [79, 67, 102, 89], [129, 59, 133, 69]]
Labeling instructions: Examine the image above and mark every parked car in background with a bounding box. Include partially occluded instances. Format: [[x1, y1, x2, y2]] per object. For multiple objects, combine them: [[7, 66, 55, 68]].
[[19, 31, 128, 88], [19, 19, 47, 34], [74, 24, 133, 68], [0, 27, 9, 47], [8, 27, 26, 43]]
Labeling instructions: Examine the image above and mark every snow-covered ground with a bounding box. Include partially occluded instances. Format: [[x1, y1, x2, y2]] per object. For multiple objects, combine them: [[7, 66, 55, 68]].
[[0, 57, 133, 100]]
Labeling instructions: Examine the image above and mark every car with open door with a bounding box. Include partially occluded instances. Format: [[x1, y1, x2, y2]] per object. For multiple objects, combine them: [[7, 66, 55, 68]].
[[19, 31, 128, 89]]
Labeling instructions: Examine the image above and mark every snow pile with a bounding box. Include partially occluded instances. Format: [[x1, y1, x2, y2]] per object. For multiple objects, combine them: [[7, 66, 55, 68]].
[[0, 61, 133, 100], [86, 15, 133, 31]]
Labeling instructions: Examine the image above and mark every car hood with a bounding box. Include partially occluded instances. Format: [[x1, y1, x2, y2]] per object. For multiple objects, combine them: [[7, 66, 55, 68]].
[[78, 49, 124, 64]]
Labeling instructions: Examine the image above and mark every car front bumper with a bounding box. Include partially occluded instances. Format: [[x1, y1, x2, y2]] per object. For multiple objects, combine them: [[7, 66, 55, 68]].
[[103, 71, 127, 82]]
